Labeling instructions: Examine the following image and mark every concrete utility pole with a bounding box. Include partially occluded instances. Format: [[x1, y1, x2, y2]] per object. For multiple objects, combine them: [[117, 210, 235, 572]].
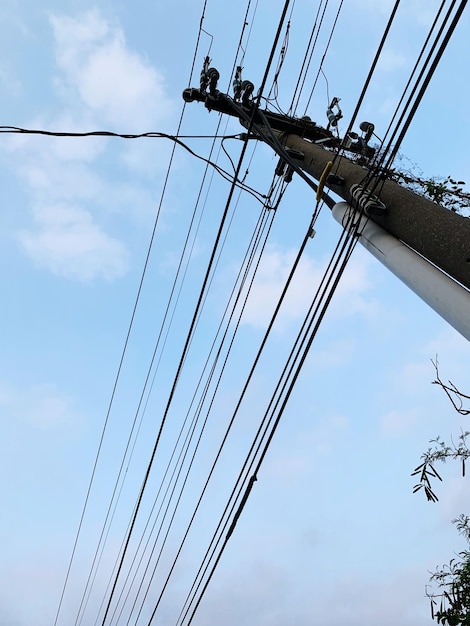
[[273, 132, 470, 292], [183, 78, 470, 337]]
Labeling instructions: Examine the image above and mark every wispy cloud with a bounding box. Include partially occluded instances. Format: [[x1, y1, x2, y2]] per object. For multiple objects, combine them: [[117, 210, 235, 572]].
[[18, 203, 129, 282], [241, 245, 379, 331], [50, 9, 172, 130], [380, 408, 422, 436], [0, 381, 82, 431], [3, 8, 175, 282]]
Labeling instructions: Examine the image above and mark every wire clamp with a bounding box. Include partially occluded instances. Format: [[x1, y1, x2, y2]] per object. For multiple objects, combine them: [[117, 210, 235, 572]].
[[350, 184, 386, 216]]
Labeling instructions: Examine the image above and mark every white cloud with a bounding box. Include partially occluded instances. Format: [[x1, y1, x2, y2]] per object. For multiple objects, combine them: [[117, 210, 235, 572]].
[[241, 245, 379, 331], [0, 382, 82, 431], [18, 203, 129, 282], [2, 9, 175, 281], [376, 49, 407, 73], [50, 9, 172, 130], [380, 408, 422, 436]]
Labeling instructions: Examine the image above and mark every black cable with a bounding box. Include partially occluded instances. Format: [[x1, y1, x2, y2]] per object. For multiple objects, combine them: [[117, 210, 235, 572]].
[[0, 126, 267, 203], [349, 0, 464, 204], [100, 122, 234, 626], [342, 0, 402, 142], [377, 0, 447, 160], [0, 126, 236, 138], [181, 210, 361, 626], [289, 0, 328, 115], [62, 3, 216, 623], [113, 174, 277, 625], [169, 224, 314, 626], [177, 215, 354, 622], [106, 8, 292, 608], [129, 207, 278, 625], [119, 11, 297, 623], [98, 75, 270, 624], [303, 0, 345, 114], [383, 0, 466, 169]]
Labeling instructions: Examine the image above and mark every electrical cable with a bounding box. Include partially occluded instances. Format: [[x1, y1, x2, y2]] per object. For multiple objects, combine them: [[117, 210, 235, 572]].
[[341, 0, 402, 144], [179, 207, 361, 626], [103, 5, 296, 623], [99, 7, 284, 616], [289, 0, 328, 115], [303, 0, 345, 115], [127, 201, 278, 625], [98, 32, 289, 619], [383, 0, 466, 170], [0, 127, 267, 203], [57, 4, 216, 623], [346, 0, 464, 207], [83, 121, 232, 626], [109, 158, 275, 625]]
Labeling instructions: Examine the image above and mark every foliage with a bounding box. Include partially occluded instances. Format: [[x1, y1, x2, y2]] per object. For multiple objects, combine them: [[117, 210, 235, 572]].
[[395, 173, 470, 216], [428, 515, 470, 625], [413, 359, 470, 624], [354, 147, 470, 216]]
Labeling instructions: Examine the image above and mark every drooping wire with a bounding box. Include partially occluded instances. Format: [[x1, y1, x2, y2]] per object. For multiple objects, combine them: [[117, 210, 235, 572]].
[[0, 127, 266, 203], [289, 0, 328, 115], [302, 0, 345, 115]]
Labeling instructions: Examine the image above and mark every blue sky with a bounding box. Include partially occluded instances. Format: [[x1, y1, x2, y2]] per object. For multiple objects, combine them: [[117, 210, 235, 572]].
[[0, 1, 469, 625]]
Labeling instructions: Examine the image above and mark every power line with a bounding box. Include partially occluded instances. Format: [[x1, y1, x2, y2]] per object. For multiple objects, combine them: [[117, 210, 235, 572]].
[[179, 206, 361, 626], [54, 3, 215, 623], [302, 0, 345, 114]]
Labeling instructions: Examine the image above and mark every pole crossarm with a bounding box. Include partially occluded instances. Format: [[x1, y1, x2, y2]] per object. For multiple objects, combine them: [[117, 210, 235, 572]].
[[183, 87, 336, 145], [183, 87, 470, 292]]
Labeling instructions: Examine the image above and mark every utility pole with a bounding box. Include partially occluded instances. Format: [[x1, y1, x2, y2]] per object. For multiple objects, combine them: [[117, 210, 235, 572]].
[[183, 65, 470, 337]]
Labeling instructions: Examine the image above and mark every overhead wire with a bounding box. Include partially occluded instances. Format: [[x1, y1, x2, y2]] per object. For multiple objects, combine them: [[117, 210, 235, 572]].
[[178, 199, 362, 626], [341, 0, 402, 143], [0, 127, 267, 203], [382, 0, 466, 171], [112, 9, 274, 619], [343, 0, 464, 207], [302, 0, 345, 115], [142, 2, 468, 621], [96, 5, 294, 623], [289, 0, 329, 115], [83, 125, 231, 626], [99, 6, 274, 620], [127, 196, 280, 625], [97, 129, 251, 626], [121, 193, 284, 626], [52, 3, 220, 624], [109, 154, 276, 626]]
